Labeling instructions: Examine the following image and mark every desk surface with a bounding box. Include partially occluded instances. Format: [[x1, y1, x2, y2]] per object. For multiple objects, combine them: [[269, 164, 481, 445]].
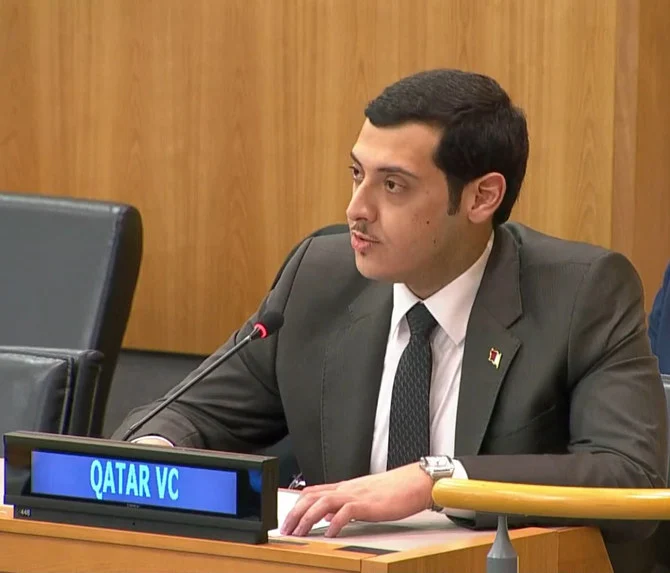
[[298, 510, 494, 552], [0, 512, 612, 573], [273, 487, 494, 552], [0, 458, 613, 573], [0, 459, 525, 554], [0, 458, 492, 554]]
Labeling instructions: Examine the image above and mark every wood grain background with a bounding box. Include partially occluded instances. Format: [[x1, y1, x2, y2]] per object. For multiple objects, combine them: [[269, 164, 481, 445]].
[[0, 0, 667, 354], [612, 0, 670, 312]]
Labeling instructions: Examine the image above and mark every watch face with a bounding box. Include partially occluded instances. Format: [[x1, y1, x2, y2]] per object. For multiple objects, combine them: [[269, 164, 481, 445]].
[[425, 456, 453, 469]]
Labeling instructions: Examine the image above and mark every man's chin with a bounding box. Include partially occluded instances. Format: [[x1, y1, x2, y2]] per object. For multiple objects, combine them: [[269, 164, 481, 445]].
[[354, 257, 395, 283]]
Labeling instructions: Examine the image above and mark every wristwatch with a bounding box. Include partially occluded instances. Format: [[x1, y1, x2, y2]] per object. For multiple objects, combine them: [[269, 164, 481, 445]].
[[419, 455, 455, 480], [419, 456, 455, 512]]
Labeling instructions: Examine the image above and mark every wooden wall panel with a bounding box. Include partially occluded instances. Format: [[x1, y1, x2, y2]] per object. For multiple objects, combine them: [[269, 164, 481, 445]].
[[0, 0, 641, 354], [612, 0, 639, 266], [612, 0, 670, 310]]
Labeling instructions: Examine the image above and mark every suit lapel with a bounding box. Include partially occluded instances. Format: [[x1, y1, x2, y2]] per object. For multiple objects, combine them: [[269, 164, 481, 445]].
[[320, 225, 524, 473], [455, 226, 523, 456], [321, 281, 392, 483]]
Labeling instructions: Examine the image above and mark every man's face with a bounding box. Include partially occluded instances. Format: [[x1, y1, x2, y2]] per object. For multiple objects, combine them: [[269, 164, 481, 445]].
[[345, 119, 470, 296]]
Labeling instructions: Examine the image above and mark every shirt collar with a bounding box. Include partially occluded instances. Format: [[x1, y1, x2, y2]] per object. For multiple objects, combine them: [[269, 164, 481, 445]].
[[391, 233, 494, 345]]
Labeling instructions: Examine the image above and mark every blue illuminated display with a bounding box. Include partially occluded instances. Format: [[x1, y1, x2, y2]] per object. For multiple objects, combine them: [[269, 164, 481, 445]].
[[31, 451, 238, 515]]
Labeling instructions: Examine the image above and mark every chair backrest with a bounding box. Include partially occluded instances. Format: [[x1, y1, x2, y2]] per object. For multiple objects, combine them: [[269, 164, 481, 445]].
[[0, 192, 142, 437], [0, 347, 103, 455]]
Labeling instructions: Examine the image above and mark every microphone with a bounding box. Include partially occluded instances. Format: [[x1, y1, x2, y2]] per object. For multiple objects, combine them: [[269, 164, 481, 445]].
[[121, 310, 284, 441]]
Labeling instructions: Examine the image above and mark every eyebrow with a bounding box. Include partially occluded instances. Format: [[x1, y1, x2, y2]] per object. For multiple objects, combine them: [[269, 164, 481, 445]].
[[350, 151, 420, 180]]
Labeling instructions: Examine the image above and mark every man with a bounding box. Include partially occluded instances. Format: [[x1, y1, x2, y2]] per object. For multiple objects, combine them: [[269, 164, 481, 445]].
[[649, 260, 670, 374], [114, 70, 667, 572]]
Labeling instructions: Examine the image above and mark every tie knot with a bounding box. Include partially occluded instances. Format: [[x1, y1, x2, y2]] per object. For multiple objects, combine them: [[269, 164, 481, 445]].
[[405, 303, 438, 339]]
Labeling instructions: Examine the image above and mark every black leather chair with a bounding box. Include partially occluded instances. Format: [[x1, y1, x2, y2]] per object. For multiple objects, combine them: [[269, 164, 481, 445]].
[[0, 192, 142, 437], [0, 347, 103, 455]]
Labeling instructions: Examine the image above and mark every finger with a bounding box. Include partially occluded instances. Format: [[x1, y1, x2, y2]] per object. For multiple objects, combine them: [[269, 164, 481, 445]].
[[281, 491, 322, 535], [325, 502, 363, 538], [324, 512, 335, 522], [282, 490, 344, 535], [293, 494, 352, 537]]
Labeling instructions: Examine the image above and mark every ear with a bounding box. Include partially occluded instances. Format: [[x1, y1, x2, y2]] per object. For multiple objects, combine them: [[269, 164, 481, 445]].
[[463, 172, 506, 224]]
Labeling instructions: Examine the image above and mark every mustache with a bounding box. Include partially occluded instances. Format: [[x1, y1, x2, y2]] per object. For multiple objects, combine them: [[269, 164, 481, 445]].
[[350, 221, 367, 234], [349, 221, 379, 241]]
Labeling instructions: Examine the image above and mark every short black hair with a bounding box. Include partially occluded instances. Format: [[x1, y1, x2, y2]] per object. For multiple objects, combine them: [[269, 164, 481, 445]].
[[365, 69, 529, 225]]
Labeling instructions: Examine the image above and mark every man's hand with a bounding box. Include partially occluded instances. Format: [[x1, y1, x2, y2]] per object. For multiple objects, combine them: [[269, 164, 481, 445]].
[[280, 463, 434, 538]]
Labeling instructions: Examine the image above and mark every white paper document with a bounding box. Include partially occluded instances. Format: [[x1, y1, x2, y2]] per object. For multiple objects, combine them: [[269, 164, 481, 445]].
[[268, 489, 330, 537]]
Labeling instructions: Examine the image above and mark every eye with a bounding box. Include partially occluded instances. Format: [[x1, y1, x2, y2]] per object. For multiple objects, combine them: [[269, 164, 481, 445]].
[[384, 179, 404, 193], [348, 164, 363, 183]]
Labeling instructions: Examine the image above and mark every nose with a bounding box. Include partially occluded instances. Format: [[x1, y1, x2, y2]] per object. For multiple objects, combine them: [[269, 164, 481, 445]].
[[346, 182, 377, 224]]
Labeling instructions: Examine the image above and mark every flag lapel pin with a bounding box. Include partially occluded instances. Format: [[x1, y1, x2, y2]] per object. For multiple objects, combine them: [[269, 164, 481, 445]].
[[488, 348, 502, 369]]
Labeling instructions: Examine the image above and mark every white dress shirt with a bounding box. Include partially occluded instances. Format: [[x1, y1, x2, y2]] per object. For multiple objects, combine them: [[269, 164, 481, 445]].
[[369, 234, 494, 477]]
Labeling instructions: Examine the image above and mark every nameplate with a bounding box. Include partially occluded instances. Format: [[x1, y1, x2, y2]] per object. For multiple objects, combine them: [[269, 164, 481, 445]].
[[3, 431, 278, 544]]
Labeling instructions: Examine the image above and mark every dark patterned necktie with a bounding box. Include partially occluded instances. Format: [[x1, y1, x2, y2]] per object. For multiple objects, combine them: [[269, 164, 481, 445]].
[[387, 302, 438, 470]]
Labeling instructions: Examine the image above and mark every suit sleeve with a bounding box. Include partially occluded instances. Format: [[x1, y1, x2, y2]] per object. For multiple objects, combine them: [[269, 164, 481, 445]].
[[454, 252, 668, 543], [111, 238, 313, 452], [648, 261, 670, 358]]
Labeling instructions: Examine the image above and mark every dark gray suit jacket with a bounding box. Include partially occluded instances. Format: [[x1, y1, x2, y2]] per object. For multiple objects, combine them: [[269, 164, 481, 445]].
[[114, 223, 667, 571]]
